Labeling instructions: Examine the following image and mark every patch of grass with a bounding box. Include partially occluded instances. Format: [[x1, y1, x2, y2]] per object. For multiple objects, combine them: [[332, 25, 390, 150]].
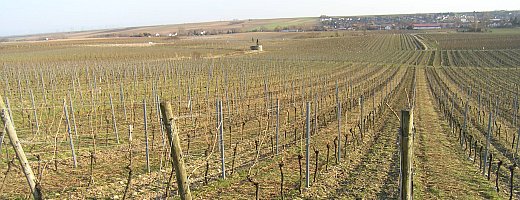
[[426, 187, 441, 197], [248, 18, 318, 31], [488, 28, 520, 34]]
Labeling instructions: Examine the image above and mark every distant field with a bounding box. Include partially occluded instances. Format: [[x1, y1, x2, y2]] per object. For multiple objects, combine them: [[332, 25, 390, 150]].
[[2, 17, 319, 42], [247, 17, 318, 31], [488, 27, 520, 34], [421, 29, 520, 50]]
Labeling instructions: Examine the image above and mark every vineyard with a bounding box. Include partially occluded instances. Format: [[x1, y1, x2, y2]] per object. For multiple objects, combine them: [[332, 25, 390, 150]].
[[0, 29, 519, 199]]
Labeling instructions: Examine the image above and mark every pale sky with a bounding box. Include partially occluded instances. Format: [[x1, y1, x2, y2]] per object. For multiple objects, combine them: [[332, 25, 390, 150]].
[[1, 0, 519, 37]]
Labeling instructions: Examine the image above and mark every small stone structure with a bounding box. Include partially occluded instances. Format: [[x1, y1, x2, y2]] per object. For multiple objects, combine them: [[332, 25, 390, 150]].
[[250, 45, 263, 51]]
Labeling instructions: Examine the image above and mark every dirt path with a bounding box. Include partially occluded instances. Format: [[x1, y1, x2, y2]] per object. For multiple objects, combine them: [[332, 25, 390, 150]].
[[324, 67, 413, 199], [414, 66, 502, 199], [411, 34, 429, 51], [333, 109, 401, 199]]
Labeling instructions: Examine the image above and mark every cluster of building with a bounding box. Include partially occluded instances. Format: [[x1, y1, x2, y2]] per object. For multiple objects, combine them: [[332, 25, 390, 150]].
[[319, 10, 520, 31]]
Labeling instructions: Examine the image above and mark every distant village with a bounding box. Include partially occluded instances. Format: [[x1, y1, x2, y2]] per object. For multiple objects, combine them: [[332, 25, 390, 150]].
[[319, 10, 520, 32], [122, 10, 520, 39]]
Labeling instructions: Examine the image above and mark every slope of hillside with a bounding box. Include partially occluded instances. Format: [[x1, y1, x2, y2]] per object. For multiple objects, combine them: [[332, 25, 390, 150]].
[[2, 17, 318, 42]]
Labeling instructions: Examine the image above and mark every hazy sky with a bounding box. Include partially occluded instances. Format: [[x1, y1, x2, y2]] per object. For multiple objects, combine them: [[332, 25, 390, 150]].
[[1, 0, 519, 36]]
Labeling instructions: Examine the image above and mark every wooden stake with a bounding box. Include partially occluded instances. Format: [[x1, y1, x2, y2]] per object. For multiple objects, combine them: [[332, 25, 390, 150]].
[[326, 143, 330, 171], [160, 101, 192, 200], [483, 111, 493, 175], [399, 109, 413, 200], [0, 95, 42, 199], [509, 164, 516, 200], [298, 154, 303, 194], [496, 160, 502, 192], [143, 98, 150, 173], [63, 99, 78, 168], [217, 99, 226, 179], [279, 161, 284, 200], [109, 94, 120, 144], [305, 102, 310, 188], [337, 102, 342, 162]]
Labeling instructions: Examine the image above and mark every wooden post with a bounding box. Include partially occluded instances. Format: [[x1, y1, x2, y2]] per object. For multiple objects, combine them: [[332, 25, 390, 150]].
[[68, 93, 79, 140], [483, 111, 493, 176], [478, 90, 481, 123], [337, 101, 341, 163], [89, 151, 95, 186], [313, 149, 319, 182], [305, 101, 310, 188], [496, 160, 502, 192], [217, 99, 226, 179], [64, 99, 78, 168], [513, 96, 517, 128], [399, 109, 413, 200], [29, 90, 39, 134], [326, 143, 330, 171], [0, 97, 12, 153], [516, 127, 520, 155], [463, 87, 470, 144], [279, 161, 284, 200], [0, 95, 42, 199], [231, 142, 238, 175], [6, 97, 14, 128], [109, 94, 120, 144], [451, 96, 455, 133], [488, 154, 493, 181], [372, 89, 376, 117], [359, 96, 364, 138], [276, 99, 279, 155], [314, 96, 318, 136], [143, 99, 150, 173], [160, 101, 192, 200], [123, 125, 133, 200], [509, 164, 516, 200], [156, 95, 166, 168], [0, 128, 4, 156], [298, 154, 303, 194], [120, 84, 128, 124]]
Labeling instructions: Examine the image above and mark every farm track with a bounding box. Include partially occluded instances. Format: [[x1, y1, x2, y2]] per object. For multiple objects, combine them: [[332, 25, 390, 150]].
[[411, 34, 428, 50], [326, 66, 413, 198], [414, 67, 503, 199]]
